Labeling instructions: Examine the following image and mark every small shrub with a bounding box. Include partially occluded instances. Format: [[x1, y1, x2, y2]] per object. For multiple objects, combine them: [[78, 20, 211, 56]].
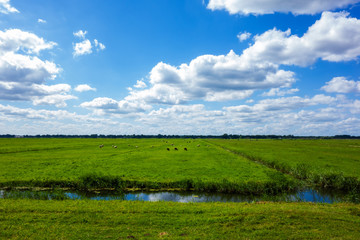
[[78, 173, 125, 190]]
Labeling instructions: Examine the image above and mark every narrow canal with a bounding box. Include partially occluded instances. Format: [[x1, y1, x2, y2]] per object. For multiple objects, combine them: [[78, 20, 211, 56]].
[[1, 188, 354, 203]]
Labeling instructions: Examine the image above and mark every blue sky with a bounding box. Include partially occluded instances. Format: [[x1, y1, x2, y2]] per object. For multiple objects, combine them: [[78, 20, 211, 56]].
[[1, 0, 360, 135]]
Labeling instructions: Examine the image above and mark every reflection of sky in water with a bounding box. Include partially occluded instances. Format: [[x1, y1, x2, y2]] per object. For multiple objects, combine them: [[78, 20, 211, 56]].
[[144, 192, 257, 203], [1, 189, 346, 203], [299, 190, 334, 203], [63, 189, 343, 203]]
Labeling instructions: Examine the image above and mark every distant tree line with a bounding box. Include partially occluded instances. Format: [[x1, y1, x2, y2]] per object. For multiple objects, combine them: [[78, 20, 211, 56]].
[[0, 134, 359, 139]]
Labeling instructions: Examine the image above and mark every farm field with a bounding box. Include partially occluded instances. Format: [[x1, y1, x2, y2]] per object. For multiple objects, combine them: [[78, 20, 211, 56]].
[[207, 139, 360, 193], [1, 199, 360, 239], [207, 139, 360, 179], [0, 138, 295, 194], [1, 138, 360, 239]]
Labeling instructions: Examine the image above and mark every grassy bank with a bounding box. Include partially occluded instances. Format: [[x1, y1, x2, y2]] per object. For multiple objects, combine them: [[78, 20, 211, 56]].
[[0, 174, 297, 195], [1, 199, 359, 239], [208, 139, 360, 193], [0, 138, 297, 194]]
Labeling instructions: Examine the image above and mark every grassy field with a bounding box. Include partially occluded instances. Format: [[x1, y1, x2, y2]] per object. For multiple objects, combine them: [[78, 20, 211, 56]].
[[0, 138, 296, 194], [1, 199, 360, 239], [207, 139, 360, 192], [1, 138, 360, 239]]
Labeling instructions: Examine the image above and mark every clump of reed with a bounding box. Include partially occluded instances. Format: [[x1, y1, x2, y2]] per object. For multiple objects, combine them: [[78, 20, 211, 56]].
[[77, 173, 125, 190], [75, 173, 298, 195]]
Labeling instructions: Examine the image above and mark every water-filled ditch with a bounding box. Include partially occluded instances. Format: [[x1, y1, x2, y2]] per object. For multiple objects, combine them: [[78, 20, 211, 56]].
[[0, 188, 355, 203]]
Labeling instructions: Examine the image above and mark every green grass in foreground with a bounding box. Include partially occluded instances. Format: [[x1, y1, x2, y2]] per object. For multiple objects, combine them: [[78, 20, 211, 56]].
[[1, 199, 359, 239], [208, 139, 360, 193], [0, 139, 296, 194]]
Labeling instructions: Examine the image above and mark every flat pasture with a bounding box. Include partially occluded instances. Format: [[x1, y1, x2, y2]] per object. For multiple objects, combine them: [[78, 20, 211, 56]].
[[0, 138, 295, 193], [1, 138, 360, 239], [208, 139, 360, 191], [208, 139, 360, 178]]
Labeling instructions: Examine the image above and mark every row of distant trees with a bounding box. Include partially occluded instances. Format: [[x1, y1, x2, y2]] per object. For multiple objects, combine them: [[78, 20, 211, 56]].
[[0, 134, 359, 139]]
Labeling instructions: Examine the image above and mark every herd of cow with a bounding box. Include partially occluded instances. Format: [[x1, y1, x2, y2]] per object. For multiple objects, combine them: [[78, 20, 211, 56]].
[[166, 147, 187, 151], [99, 143, 201, 151]]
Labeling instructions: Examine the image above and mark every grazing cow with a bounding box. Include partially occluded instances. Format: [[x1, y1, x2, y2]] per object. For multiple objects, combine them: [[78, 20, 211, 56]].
[[174, 148, 178, 151], [99, 144, 104, 148], [113, 145, 117, 148], [167, 148, 170, 151], [184, 148, 187, 151]]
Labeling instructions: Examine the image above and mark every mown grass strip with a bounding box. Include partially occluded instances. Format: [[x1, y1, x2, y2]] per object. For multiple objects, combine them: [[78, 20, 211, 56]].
[[1, 199, 360, 239]]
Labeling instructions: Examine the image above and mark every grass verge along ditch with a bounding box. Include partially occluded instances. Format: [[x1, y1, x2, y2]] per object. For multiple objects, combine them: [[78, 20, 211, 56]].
[[1, 199, 360, 239]]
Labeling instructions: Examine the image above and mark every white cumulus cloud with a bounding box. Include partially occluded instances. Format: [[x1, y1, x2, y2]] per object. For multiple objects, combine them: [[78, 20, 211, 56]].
[[0, 29, 78, 107], [79, 10, 360, 132], [73, 39, 92, 57], [94, 39, 106, 51], [237, 31, 251, 42], [321, 77, 360, 93], [0, 0, 18, 14], [32, 84, 71, 95], [224, 95, 336, 113], [0, 29, 57, 55], [207, 0, 360, 15], [0, 82, 68, 101], [262, 88, 299, 97], [37, 19, 46, 24], [134, 80, 147, 89], [0, 30, 57, 80], [125, 50, 295, 105], [80, 97, 151, 115], [73, 30, 87, 39], [116, 12, 360, 108], [242, 12, 360, 66], [73, 31, 105, 57], [32, 94, 77, 108], [74, 84, 96, 92]]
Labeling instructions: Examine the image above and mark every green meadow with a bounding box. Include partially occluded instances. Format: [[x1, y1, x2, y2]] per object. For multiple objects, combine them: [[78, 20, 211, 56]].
[[208, 139, 360, 193], [1, 138, 360, 193], [1, 138, 360, 239], [0, 138, 295, 194], [1, 200, 360, 239]]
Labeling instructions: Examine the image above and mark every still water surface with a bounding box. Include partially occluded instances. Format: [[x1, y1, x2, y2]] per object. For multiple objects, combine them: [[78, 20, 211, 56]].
[[0, 189, 348, 203]]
